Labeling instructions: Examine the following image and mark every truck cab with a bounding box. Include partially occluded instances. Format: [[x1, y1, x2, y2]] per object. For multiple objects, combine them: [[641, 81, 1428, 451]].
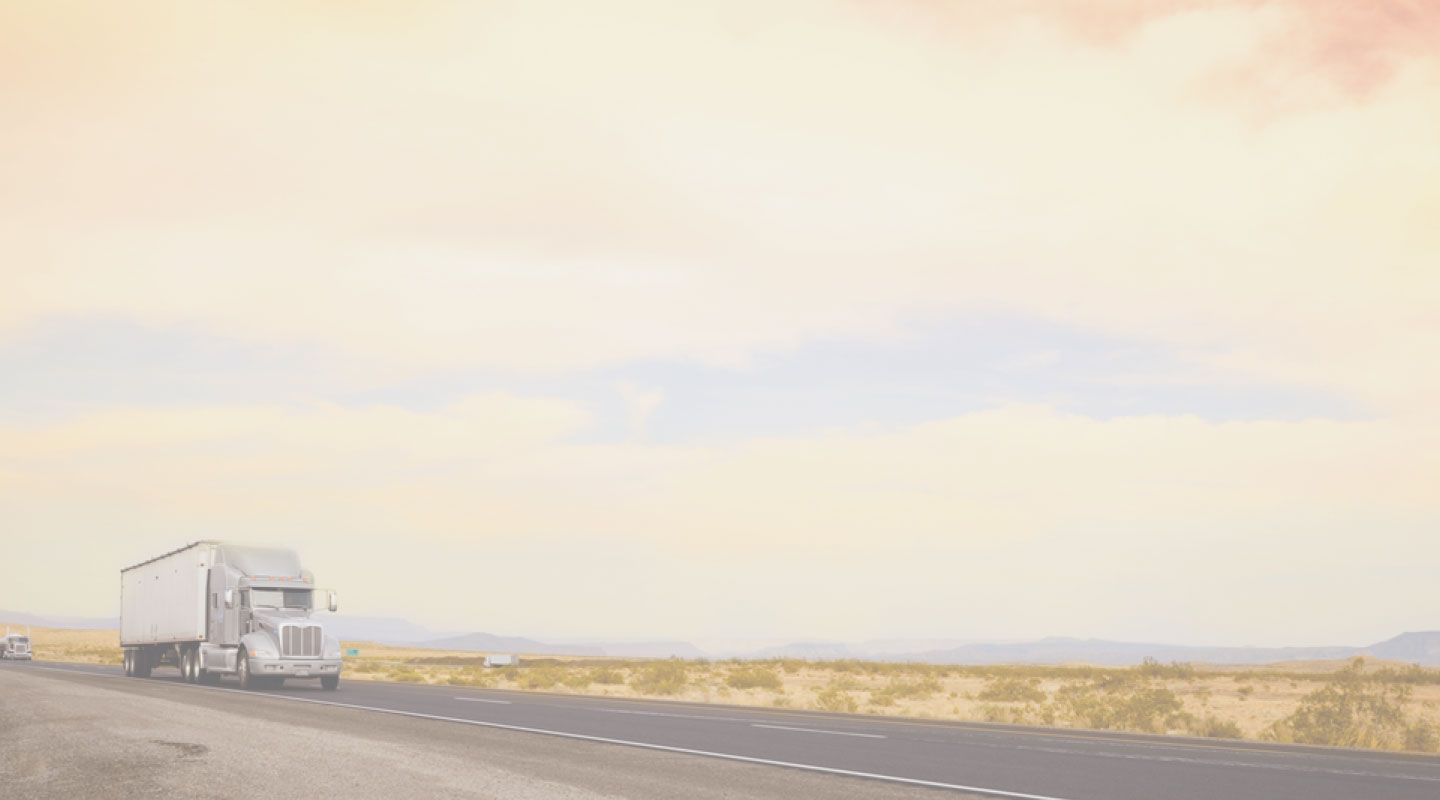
[[0, 634, 32, 660]]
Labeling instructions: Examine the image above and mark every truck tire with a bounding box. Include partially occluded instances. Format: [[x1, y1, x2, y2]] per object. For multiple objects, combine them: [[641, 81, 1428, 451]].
[[136, 649, 151, 679], [123, 649, 133, 676], [321, 675, 339, 691], [237, 653, 253, 690], [180, 648, 193, 683]]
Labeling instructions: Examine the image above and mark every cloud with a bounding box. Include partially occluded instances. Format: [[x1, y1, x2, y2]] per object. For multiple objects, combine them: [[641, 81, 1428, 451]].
[[615, 381, 664, 439], [2, 397, 1436, 643], [1, 0, 1437, 412]]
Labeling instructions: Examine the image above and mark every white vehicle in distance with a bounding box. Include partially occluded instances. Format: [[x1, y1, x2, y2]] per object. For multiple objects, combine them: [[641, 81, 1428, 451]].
[[0, 633, 32, 660]]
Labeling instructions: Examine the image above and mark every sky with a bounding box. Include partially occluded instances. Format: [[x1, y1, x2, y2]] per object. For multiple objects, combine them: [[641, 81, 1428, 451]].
[[2, 0, 1438, 649]]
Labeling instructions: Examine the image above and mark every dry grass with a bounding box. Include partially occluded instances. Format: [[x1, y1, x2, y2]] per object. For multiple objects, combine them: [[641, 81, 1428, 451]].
[[14, 624, 1440, 754], [0, 623, 121, 665]]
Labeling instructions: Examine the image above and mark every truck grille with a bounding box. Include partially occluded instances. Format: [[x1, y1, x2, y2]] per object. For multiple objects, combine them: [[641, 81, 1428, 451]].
[[280, 625, 322, 659]]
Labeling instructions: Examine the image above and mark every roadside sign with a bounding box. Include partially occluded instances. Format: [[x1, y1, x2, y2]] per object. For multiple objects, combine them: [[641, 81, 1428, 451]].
[[345, 648, 359, 656]]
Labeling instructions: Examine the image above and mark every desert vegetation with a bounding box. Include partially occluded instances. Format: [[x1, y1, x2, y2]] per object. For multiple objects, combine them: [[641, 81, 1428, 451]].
[[334, 651, 1440, 754], [10, 622, 1439, 755]]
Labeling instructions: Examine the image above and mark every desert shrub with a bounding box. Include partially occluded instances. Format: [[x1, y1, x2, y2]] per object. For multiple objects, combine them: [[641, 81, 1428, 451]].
[[868, 675, 942, 706], [888, 675, 942, 699], [392, 670, 425, 683], [1237, 685, 1255, 700], [1405, 722, 1438, 753], [520, 666, 563, 690], [726, 666, 782, 691], [1267, 660, 1434, 751], [1138, 658, 1198, 681], [814, 686, 858, 713], [631, 660, 687, 695], [1372, 665, 1440, 686], [494, 665, 519, 683], [1189, 716, 1243, 739], [978, 677, 1047, 704], [1056, 677, 1188, 733], [588, 666, 625, 685], [980, 704, 1015, 723], [564, 671, 592, 689]]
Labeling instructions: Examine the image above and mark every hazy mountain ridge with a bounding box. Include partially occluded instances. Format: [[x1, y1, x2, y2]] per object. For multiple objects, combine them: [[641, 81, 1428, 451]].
[[0, 610, 117, 630], [421, 632, 606, 656], [6, 609, 1438, 666], [766, 632, 1440, 667]]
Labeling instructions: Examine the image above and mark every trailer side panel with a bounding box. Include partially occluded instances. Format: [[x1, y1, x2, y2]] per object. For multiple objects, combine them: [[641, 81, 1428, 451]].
[[120, 543, 211, 646]]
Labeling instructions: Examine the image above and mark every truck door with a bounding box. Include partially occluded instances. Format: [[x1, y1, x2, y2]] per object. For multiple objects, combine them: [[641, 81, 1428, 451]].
[[208, 566, 240, 648]]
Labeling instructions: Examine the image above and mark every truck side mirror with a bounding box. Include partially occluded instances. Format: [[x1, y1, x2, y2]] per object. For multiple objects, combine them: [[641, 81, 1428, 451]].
[[224, 590, 234, 608], [328, 591, 338, 613]]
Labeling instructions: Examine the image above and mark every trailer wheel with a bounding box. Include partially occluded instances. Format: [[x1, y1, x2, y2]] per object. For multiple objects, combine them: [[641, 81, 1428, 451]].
[[135, 649, 151, 679], [123, 649, 133, 677], [321, 675, 339, 691], [237, 652, 253, 690]]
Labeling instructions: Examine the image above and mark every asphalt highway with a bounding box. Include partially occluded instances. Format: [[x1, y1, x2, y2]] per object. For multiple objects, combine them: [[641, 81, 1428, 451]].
[[8, 660, 1440, 799]]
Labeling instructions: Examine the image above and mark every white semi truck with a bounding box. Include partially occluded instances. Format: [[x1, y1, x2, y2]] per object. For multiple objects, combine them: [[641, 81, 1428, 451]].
[[120, 541, 343, 690], [0, 630, 32, 660]]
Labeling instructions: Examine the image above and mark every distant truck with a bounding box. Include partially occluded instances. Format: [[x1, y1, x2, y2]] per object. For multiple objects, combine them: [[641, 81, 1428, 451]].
[[0, 632, 32, 660], [121, 541, 343, 690], [483, 654, 518, 668]]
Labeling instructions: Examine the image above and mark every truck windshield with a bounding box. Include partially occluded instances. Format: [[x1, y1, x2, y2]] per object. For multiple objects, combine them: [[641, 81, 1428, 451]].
[[249, 588, 313, 609]]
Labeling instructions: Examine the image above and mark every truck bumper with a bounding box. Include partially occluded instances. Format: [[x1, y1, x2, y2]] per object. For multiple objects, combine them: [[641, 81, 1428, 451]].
[[250, 658, 342, 678]]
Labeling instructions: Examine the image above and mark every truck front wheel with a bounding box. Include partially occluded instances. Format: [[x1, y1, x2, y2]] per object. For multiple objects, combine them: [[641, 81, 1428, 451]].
[[237, 653, 253, 690], [321, 675, 339, 691]]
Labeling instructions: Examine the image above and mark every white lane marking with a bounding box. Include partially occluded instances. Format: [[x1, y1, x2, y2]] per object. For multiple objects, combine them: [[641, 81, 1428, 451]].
[[12, 663, 1071, 800], [455, 697, 511, 704], [753, 723, 886, 739]]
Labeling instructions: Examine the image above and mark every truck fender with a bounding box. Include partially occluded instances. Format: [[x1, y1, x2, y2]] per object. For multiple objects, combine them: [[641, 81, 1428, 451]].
[[239, 631, 279, 662]]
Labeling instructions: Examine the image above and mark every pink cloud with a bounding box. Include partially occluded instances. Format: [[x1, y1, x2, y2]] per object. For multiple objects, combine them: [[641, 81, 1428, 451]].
[[874, 0, 1440, 102]]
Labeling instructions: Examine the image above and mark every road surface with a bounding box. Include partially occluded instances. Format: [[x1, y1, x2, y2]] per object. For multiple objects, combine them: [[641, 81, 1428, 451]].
[[5, 660, 1440, 799]]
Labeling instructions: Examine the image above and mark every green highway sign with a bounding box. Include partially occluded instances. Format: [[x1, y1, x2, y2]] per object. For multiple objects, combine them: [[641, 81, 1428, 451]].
[[345, 648, 359, 656]]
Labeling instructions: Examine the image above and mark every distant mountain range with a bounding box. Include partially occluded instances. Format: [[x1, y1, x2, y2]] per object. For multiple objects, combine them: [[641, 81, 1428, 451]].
[[6, 609, 1438, 666], [0, 610, 117, 630], [744, 633, 1440, 667]]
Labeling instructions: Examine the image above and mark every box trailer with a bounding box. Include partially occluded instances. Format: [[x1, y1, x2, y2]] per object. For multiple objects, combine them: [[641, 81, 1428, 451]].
[[120, 541, 343, 690]]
